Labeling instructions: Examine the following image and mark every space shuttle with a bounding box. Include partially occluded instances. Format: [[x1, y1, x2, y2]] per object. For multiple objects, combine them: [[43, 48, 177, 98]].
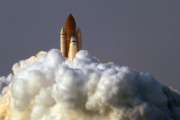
[[60, 14, 82, 60]]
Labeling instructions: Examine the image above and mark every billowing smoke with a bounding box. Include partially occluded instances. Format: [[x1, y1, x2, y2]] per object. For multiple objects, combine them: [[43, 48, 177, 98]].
[[0, 49, 180, 120]]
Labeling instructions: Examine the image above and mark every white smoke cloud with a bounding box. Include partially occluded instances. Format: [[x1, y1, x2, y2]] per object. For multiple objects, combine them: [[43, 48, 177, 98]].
[[0, 74, 12, 95], [0, 49, 180, 120]]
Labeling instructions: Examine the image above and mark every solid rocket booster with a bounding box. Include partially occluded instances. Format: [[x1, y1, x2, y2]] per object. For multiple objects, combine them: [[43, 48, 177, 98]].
[[76, 28, 82, 51], [68, 36, 78, 61], [60, 27, 67, 57], [60, 14, 82, 60]]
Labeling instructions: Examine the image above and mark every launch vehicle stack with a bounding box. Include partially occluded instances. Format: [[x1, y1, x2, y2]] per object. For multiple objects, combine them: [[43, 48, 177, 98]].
[[60, 14, 81, 60]]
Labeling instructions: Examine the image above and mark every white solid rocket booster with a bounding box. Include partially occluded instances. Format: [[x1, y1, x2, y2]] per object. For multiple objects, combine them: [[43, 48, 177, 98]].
[[76, 28, 82, 51], [68, 36, 78, 61], [60, 27, 67, 57]]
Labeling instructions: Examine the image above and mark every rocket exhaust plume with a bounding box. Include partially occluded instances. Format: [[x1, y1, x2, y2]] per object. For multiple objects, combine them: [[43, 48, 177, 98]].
[[60, 14, 81, 60], [0, 14, 180, 120]]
